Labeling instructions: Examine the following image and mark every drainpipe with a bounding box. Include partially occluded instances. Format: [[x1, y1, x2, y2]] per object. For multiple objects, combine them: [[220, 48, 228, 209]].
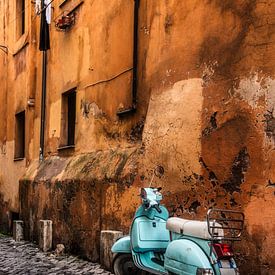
[[39, 51, 47, 161], [117, 0, 140, 117], [39, 0, 50, 161]]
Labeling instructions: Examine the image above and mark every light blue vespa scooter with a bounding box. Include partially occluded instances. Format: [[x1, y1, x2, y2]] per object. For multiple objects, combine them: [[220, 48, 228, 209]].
[[112, 170, 244, 275]]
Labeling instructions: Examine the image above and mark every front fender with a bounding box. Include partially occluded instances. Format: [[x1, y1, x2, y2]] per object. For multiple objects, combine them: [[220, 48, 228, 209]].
[[111, 236, 131, 254]]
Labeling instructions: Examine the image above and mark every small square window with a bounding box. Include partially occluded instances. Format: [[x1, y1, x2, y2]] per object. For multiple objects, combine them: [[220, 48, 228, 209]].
[[60, 89, 76, 147], [14, 111, 25, 159]]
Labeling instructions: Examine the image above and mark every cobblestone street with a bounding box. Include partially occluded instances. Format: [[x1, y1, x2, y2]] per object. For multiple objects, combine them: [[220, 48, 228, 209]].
[[0, 235, 113, 275]]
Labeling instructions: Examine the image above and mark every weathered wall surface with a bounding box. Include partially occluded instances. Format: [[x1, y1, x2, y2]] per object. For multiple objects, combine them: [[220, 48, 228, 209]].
[[46, 0, 139, 155], [0, 0, 274, 274], [136, 1, 275, 274], [0, 0, 8, 231], [0, 0, 34, 232], [20, 147, 139, 261]]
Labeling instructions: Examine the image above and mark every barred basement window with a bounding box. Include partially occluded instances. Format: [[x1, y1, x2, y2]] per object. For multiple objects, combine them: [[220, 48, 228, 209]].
[[14, 111, 25, 160], [16, 0, 25, 39], [60, 89, 76, 148]]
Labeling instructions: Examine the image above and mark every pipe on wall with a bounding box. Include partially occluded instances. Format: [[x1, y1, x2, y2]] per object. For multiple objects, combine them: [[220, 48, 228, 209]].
[[39, 50, 47, 161]]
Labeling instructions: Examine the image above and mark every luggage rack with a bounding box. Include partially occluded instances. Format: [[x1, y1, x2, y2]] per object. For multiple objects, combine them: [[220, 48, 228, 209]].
[[206, 209, 245, 242]]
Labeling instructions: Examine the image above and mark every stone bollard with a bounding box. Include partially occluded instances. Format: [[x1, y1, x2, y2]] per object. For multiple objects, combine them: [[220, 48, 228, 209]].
[[100, 230, 123, 271], [39, 220, 53, 252], [13, 220, 24, 242]]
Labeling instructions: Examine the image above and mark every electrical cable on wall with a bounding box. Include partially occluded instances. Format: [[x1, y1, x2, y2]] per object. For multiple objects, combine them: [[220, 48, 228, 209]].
[[82, 67, 134, 90]]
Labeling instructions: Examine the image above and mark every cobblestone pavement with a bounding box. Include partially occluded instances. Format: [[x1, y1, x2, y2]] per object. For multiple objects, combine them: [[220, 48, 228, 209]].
[[0, 235, 113, 275]]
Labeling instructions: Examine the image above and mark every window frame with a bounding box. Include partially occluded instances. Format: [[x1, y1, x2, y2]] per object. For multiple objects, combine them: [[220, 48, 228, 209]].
[[16, 0, 26, 40], [59, 89, 77, 150], [14, 110, 25, 160]]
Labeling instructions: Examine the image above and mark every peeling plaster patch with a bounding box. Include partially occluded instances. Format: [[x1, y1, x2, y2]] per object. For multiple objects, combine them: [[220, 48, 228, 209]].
[[263, 109, 275, 140], [90, 103, 104, 118], [188, 200, 201, 213], [80, 100, 103, 119], [199, 157, 219, 188], [128, 119, 145, 143], [265, 80, 275, 112], [141, 26, 150, 35], [234, 74, 275, 109], [230, 198, 238, 207], [209, 171, 218, 187], [143, 78, 203, 177], [202, 61, 218, 86], [221, 147, 250, 194], [202, 112, 218, 137], [103, 126, 120, 140], [234, 74, 275, 141], [234, 74, 265, 108]]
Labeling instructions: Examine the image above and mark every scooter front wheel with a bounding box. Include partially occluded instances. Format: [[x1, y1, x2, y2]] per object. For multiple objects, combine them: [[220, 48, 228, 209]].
[[113, 253, 150, 275]]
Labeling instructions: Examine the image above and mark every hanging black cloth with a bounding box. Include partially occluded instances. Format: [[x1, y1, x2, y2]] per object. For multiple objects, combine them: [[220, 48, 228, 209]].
[[39, 1, 50, 51]]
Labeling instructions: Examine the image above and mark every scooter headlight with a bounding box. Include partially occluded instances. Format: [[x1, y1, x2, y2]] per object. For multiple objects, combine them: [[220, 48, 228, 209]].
[[196, 268, 214, 275]]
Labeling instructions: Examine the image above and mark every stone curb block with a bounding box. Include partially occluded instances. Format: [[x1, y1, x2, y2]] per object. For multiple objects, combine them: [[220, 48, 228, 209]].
[[100, 230, 123, 271]]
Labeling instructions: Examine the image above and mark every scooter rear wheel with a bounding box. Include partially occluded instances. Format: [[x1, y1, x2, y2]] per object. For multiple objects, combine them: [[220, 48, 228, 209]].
[[113, 254, 150, 275]]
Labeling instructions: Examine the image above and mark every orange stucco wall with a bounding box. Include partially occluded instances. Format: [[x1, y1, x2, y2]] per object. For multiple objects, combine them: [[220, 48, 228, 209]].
[[0, 1, 275, 273]]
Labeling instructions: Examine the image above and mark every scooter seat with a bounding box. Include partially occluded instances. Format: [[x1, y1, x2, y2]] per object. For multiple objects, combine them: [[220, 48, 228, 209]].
[[166, 217, 224, 239]]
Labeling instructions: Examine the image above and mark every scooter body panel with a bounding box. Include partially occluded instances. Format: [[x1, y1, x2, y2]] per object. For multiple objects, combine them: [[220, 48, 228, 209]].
[[131, 216, 169, 252], [131, 205, 169, 252], [111, 236, 131, 254], [164, 238, 213, 275], [165, 235, 238, 275], [132, 250, 168, 275], [130, 204, 169, 274]]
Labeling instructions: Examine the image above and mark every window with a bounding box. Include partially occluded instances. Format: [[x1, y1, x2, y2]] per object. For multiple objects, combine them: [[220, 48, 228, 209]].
[[60, 89, 76, 148], [16, 0, 25, 39], [14, 111, 25, 159]]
